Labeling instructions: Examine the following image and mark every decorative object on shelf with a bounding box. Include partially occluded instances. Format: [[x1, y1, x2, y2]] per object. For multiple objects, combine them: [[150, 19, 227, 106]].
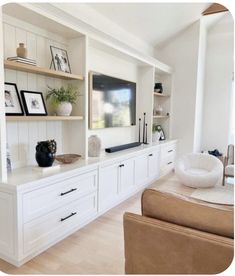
[[144, 123, 148, 144], [35, 140, 57, 167], [7, 56, 36, 66], [143, 112, 146, 143], [154, 83, 163, 93], [46, 85, 79, 116], [21, 90, 47, 116], [155, 105, 163, 116], [88, 135, 101, 157], [6, 143, 12, 173], [138, 118, 141, 143], [152, 125, 161, 142], [55, 154, 81, 164], [16, 43, 27, 58], [155, 125, 165, 141], [4, 82, 24, 116], [50, 46, 71, 73]]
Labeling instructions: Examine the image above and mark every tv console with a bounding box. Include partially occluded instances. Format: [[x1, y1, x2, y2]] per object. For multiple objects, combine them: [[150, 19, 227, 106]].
[[105, 142, 142, 153]]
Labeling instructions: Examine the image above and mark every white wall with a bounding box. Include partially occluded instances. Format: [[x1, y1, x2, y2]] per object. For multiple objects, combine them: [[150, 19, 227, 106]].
[[201, 13, 234, 154], [156, 22, 201, 157], [88, 46, 139, 149]]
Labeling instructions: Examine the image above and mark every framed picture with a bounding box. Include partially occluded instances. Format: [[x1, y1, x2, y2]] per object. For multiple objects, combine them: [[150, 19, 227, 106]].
[[4, 82, 24, 116], [21, 91, 47, 116], [50, 46, 71, 73], [156, 125, 165, 141]]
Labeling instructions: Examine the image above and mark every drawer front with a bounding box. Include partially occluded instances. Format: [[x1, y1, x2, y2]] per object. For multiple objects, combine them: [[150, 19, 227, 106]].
[[23, 170, 97, 223], [161, 143, 177, 159], [23, 193, 97, 254], [160, 155, 175, 176]]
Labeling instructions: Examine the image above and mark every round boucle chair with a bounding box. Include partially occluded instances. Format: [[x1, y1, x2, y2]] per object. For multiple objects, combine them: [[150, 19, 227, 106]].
[[175, 153, 223, 188]]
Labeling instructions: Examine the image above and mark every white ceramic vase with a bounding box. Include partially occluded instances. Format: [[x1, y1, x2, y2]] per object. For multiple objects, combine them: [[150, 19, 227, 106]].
[[152, 132, 161, 142], [56, 102, 72, 116], [88, 135, 101, 157]]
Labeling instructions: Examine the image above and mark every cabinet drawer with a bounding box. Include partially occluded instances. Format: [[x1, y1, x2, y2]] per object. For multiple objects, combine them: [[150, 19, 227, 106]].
[[161, 143, 176, 158], [23, 192, 97, 254], [161, 155, 175, 175], [23, 170, 97, 223]]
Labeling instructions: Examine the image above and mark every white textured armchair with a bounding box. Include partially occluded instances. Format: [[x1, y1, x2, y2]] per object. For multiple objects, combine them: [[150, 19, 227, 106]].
[[175, 153, 223, 188]]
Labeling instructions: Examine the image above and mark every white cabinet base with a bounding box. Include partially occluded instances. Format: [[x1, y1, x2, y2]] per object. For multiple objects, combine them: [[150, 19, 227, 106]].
[[0, 140, 177, 267]]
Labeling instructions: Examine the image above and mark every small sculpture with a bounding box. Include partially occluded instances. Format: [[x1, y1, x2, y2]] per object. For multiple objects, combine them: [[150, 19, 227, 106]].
[[154, 83, 163, 93], [35, 140, 57, 167]]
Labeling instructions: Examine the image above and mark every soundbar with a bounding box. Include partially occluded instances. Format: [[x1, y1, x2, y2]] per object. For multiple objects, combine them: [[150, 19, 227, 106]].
[[105, 142, 142, 153]]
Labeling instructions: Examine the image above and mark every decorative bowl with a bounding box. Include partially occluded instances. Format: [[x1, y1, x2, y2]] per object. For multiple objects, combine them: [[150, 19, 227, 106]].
[[55, 154, 81, 164]]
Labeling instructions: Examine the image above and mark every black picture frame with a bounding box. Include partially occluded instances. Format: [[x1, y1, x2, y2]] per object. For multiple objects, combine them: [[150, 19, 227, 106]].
[[156, 125, 165, 141], [20, 91, 47, 116], [4, 82, 24, 116], [50, 46, 71, 73]]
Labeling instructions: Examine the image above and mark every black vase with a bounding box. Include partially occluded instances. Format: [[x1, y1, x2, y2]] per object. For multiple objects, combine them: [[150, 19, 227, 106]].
[[35, 140, 57, 167], [35, 151, 55, 167]]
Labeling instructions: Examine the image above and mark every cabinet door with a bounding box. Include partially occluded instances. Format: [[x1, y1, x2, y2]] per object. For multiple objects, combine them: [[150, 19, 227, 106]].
[[148, 148, 160, 180], [135, 154, 148, 186], [99, 163, 119, 212], [0, 192, 14, 256], [120, 158, 135, 196]]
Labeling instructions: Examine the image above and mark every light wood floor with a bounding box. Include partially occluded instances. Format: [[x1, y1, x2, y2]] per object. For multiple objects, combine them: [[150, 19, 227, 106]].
[[1, 173, 232, 274]]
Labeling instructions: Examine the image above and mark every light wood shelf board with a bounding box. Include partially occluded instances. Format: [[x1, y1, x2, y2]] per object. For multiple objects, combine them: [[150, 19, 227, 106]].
[[154, 92, 170, 97], [153, 115, 170, 119], [4, 60, 84, 81], [6, 116, 84, 122]]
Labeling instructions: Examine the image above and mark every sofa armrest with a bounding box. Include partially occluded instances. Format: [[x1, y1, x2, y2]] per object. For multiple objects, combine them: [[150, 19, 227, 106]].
[[124, 212, 233, 274]]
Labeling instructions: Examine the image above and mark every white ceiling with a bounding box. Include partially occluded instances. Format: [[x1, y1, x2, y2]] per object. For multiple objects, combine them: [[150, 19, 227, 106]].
[[88, 3, 210, 47]]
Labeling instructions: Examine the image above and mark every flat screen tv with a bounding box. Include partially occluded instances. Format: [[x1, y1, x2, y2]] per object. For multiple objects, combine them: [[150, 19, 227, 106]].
[[89, 72, 136, 129]]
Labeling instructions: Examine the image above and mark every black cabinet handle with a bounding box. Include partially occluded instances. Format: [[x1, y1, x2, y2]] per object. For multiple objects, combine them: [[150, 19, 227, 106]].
[[119, 164, 125, 167], [60, 212, 77, 222], [168, 150, 173, 153], [149, 153, 153, 156], [167, 161, 173, 165], [60, 188, 77, 196]]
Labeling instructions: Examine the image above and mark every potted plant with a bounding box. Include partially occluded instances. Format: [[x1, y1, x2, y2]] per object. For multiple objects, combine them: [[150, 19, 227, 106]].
[[46, 85, 79, 116]]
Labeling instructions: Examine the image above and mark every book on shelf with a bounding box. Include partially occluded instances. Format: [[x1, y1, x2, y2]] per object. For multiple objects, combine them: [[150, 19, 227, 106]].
[[7, 57, 36, 66]]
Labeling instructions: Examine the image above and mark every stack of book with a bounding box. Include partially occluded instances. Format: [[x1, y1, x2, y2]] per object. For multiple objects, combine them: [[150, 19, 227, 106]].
[[7, 57, 36, 66]]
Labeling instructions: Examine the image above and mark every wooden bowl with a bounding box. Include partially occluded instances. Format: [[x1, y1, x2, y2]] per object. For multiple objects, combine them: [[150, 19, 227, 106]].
[[55, 154, 81, 164]]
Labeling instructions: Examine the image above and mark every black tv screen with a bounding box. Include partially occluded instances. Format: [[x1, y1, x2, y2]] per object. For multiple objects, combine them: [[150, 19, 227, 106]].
[[89, 72, 136, 129]]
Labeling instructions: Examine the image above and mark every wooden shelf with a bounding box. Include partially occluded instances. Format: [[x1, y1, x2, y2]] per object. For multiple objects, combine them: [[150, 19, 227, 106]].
[[153, 115, 170, 119], [154, 92, 170, 97], [4, 60, 84, 81], [6, 116, 84, 122]]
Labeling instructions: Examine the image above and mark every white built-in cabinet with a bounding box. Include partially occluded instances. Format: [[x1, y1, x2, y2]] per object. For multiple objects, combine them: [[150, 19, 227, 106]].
[[0, 193, 14, 257], [0, 2, 176, 267], [0, 140, 177, 266]]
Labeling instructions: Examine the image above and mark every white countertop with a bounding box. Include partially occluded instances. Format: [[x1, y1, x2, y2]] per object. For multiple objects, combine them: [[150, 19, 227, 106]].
[[0, 140, 177, 191]]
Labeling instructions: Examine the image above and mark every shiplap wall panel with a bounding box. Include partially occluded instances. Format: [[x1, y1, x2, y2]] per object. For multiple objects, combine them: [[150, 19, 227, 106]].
[[3, 21, 69, 168]]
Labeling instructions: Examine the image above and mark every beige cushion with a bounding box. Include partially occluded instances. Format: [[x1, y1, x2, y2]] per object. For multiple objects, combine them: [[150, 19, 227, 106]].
[[141, 189, 234, 238], [225, 165, 234, 177]]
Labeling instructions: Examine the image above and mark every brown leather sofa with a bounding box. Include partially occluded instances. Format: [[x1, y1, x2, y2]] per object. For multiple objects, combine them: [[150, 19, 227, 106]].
[[124, 189, 234, 274]]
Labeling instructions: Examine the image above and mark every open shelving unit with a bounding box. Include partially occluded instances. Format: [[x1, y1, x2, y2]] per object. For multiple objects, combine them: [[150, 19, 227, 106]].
[[153, 115, 170, 119], [0, 3, 173, 183], [154, 92, 170, 97], [152, 68, 173, 141], [4, 60, 84, 80], [6, 116, 84, 122]]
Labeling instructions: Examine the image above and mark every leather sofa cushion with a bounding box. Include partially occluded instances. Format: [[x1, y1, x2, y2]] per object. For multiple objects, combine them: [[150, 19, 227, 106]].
[[141, 189, 234, 238]]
